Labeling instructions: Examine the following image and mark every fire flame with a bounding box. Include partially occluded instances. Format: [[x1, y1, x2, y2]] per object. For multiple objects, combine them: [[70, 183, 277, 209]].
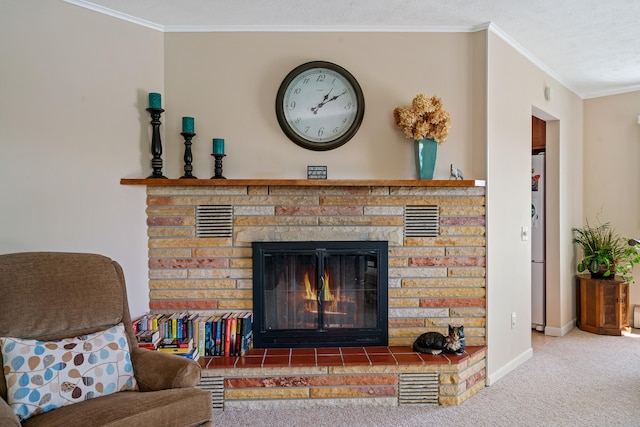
[[304, 271, 337, 310]]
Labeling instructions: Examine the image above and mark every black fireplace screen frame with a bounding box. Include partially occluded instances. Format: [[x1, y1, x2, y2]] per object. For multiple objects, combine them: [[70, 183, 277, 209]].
[[252, 241, 388, 348]]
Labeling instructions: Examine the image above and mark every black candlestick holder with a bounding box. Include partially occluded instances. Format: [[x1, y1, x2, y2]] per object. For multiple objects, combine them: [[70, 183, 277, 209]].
[[211, 154, 226, 179], [180, 132, 197, 179], [146, 107, 167, 178]]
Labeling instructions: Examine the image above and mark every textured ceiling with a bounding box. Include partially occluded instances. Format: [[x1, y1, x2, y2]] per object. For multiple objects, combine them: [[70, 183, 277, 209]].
[[67, 0, 640, 99]]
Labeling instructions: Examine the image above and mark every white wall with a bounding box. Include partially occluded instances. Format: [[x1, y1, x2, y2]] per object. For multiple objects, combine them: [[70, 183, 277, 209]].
[[161, 31, 485, 181], [0, 0, 163, 317], [584, 91, 640, 311], [485, 30, 584, 384]]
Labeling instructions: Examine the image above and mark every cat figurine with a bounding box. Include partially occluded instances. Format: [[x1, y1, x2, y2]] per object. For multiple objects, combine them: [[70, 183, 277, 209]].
[[413, 325, 465, 355]]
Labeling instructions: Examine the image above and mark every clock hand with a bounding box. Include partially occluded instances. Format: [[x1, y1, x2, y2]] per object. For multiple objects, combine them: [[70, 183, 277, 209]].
[[311, 89, 347, 114], [311, 88, 334, 114], [324, 89, 348, 104], [321, 88, 333, 103]]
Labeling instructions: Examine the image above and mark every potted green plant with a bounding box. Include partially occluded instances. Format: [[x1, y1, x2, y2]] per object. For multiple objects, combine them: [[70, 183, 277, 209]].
[[572, 221, 640, 283]]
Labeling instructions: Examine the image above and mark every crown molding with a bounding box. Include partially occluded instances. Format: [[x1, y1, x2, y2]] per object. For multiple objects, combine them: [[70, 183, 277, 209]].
[[484, 22, 581, 98], [63, 0, 164, 31], [64, 1, 480, 35], [162, 25, 479, 33], [581, 84, 640, 100]]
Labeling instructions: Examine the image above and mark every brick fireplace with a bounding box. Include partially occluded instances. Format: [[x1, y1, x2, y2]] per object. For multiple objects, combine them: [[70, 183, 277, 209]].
[[122, 178, 487, 408]]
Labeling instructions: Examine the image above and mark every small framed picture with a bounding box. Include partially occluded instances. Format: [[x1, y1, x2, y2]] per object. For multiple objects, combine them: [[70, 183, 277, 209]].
[[307, 166, 327, 180]]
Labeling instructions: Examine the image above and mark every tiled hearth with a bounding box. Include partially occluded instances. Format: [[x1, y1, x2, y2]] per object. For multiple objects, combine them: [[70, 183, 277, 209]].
[[200, 345, 486, 409], [204, 345, 484, 369], [121, 178, 487, 408]]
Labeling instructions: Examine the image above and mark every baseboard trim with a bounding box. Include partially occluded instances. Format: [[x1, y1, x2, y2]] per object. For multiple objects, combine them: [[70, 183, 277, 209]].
[[544, 318, 576, 337], [486, 347, 533, 386]]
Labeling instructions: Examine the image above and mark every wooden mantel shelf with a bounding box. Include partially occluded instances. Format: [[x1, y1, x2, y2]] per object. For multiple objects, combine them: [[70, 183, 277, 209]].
[[120, 178, 485, 187]]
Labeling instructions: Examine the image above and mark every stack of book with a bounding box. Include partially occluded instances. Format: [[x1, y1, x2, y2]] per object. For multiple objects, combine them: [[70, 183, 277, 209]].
[[132, 311, 253, 359], [157, 337, 198, 360], [197, 311, 253, 357], [135, 329, 161, 350]]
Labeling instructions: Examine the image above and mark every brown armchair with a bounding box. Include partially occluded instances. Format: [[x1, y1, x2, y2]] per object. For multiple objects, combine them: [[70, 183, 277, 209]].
[[0, 252, 213, 427]]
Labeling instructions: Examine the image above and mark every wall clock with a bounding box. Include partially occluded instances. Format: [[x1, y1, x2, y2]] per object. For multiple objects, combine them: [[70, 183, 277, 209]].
[[275, 61, 365, 151]]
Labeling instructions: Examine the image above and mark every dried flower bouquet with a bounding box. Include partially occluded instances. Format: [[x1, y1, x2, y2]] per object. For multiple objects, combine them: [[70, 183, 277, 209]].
[[393, 94, 451, 143]]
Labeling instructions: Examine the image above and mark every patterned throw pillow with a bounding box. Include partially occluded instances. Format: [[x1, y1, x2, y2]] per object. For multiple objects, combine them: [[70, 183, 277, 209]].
[[0, 323, 137, 421]]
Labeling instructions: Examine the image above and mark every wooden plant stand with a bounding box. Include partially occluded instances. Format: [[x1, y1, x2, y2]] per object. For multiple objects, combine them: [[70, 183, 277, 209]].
[[576, 275, 630, 336]]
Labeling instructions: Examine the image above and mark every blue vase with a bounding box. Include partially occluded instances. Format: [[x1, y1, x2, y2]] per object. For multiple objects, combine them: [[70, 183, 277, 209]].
[[414, 138, 438, 179]]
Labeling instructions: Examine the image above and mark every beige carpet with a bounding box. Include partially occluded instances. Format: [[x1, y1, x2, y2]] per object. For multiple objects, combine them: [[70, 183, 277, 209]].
[[215, 328, 640, 426]]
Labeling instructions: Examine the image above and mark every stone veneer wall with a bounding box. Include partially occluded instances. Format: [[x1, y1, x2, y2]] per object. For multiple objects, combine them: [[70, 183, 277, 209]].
[[144, 183, 486, 347]]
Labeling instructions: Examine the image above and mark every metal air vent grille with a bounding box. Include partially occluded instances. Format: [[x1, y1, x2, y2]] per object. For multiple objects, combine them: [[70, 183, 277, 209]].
[[404, 205, 439, 237], [198, 376, 225, 410], [399, 372, 439, 405], [196, 205, 233, 238]]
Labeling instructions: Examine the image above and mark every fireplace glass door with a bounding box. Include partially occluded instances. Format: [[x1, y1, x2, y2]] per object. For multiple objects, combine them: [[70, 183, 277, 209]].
[[252, 241, 388, 348]]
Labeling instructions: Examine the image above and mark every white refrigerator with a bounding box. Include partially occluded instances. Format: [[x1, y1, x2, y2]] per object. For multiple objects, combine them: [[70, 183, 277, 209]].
[[531, 153, 545, 331]]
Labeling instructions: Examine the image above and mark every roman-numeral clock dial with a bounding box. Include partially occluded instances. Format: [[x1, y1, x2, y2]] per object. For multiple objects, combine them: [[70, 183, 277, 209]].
[[276, 61, 365, 151]]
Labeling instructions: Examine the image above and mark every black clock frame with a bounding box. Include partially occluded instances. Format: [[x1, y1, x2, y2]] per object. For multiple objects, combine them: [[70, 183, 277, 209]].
[[275, 61, 365, 151]]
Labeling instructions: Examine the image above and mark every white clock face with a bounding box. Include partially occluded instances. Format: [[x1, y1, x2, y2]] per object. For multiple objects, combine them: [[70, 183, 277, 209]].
[[283, 68, 357, 143], [276, 61, 365, 151]]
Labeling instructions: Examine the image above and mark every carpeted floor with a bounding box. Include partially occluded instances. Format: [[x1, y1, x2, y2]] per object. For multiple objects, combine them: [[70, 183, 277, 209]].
[[215, 328, 640, 426]]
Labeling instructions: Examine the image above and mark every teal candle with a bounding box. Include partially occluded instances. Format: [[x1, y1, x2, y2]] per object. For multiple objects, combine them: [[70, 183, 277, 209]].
[[182, 117, 194, 133], [213, 138, 224, 155], [148, 92, 162, 109]]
